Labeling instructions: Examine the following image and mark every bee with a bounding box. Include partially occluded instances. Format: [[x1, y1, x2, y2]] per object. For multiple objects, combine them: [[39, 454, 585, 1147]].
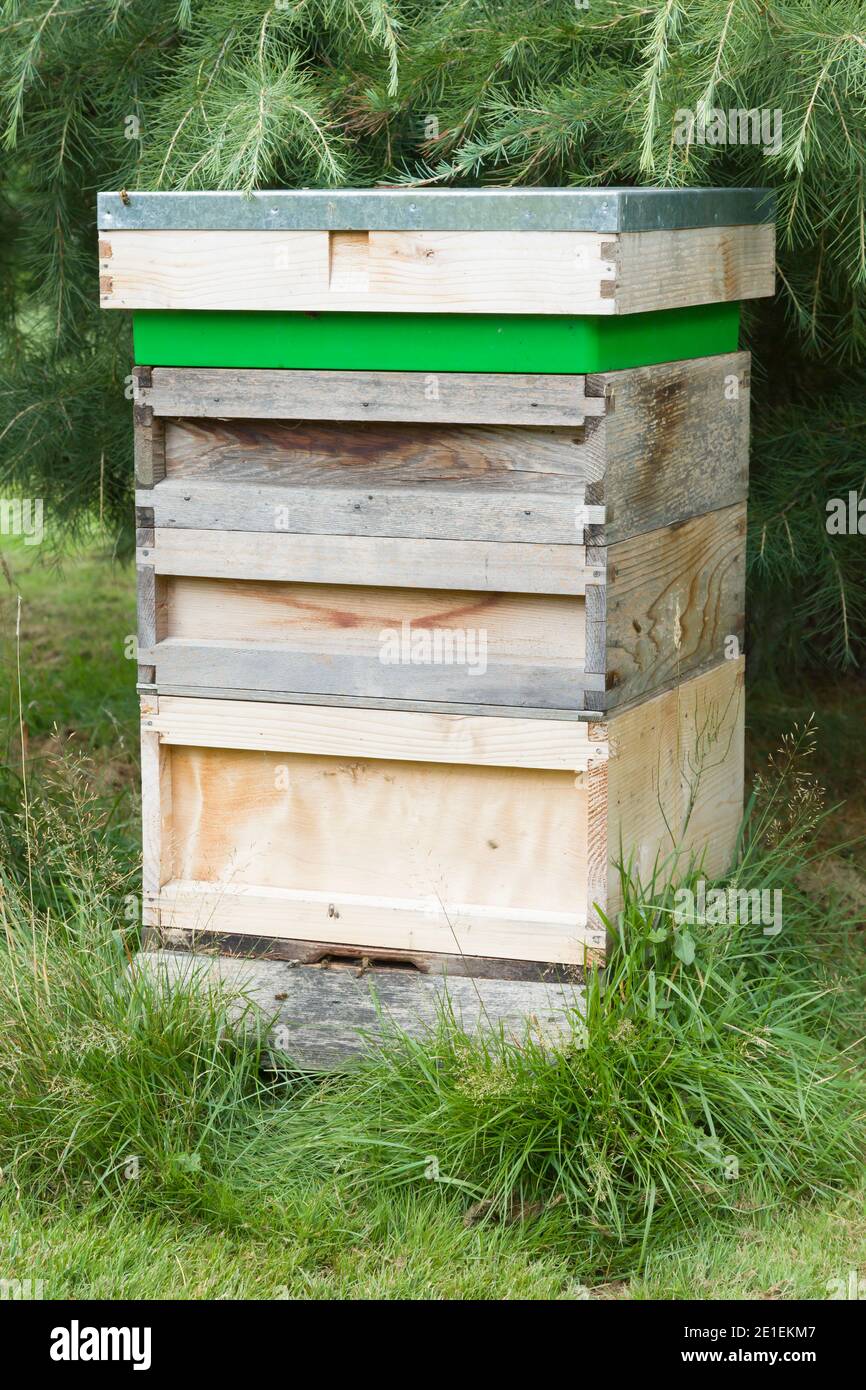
[[119, 189, 130, 206]]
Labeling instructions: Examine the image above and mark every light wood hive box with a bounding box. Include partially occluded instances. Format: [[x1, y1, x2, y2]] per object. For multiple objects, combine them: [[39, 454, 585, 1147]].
[[99, 188, 775, 1045]]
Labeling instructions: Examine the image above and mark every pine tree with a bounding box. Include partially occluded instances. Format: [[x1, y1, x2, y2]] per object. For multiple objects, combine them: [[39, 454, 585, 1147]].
[[1, 0, 864, 666]]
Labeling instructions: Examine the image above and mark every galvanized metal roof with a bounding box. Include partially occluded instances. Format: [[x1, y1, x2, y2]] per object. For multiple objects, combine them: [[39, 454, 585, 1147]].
[[98, 187, 775, 234]]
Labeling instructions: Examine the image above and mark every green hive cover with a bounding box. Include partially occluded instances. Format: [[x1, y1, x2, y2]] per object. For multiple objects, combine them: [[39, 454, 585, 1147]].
[[133, 302, 740, 374]]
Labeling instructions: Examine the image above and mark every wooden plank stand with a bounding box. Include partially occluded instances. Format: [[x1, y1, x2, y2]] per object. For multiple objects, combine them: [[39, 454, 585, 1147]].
[[100, 187, 775, 1066]]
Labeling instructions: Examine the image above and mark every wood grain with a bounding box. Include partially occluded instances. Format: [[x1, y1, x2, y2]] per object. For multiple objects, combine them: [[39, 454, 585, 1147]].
[[102, 228, 617, 314], [134, 950, 587, 1067], [146, 575, 591, 710], [148, 685, 600, 720], [586, 353, 750, 543], [153, 354, 747, 542], [152, 879, 598, 964], [138, 527, 603, 595], [603, 503, 746, 709], [148, 739, 600, 961], [145, 639, 595, 710], [136, 564, 160, 685], [163, 577, 584, 653], [142, 477, 590, 544], [147, 695, 608, 770], [102, 226, 774, 315], [611, 224, 775, 313], [164, 417, 594, 493], [144, 926, 586, 982], [139, 695, 173, 921], [136, 367, 605, 427], [133, 408, 165, 488], [602, 657, 745, 915], [143, 569, 594, 706]]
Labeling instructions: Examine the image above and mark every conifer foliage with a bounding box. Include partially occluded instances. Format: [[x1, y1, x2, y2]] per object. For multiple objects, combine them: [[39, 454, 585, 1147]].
[[1, 1, 864, 665]]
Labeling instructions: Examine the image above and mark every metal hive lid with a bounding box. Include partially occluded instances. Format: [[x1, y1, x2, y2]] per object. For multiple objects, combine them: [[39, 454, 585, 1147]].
[[98, 186, 775, 234]]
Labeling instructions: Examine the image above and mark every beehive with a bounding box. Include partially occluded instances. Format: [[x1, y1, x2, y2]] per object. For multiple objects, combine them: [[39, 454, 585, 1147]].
[[99, 187, 774, 1050]]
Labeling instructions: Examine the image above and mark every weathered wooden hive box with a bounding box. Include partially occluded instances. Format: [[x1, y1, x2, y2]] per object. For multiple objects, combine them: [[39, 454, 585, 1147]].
[[98, 186, 775, 1059]]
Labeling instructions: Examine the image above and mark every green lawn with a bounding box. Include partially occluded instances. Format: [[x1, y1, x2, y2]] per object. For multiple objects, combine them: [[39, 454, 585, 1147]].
[[2, 1186, 864, 1301], [0, 533, 138, 770], [0, 537, 864, 1301]]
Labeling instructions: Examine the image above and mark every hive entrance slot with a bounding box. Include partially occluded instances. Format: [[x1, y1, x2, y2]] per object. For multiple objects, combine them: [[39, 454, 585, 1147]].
[[311, 948, 424, 974]]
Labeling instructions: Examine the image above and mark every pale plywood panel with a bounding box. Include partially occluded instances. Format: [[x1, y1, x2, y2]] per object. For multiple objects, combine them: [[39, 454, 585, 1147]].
[[604, 657, 745, 912], [139, 695, 173, 921], [139, 528, 599, 595], [163, 577, 585, 664], [168, 745, 589, 921], [151, 882, 600, 965], [103, 229, 326, 310], [102, 227, 773, 314], [584, 757, 609, 933], [101, 229, 615, 314], [152, 575, 589, 709], [363, 230, 614, 313], [149, 696, 607, 771]]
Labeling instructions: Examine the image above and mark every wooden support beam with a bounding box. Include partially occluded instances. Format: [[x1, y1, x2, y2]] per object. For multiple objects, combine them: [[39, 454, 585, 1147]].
[[133, 951, 587, 1069]]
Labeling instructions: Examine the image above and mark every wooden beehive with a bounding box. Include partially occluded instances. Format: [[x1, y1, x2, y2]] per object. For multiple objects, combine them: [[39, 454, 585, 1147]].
[[99, 187, 775, 1053]]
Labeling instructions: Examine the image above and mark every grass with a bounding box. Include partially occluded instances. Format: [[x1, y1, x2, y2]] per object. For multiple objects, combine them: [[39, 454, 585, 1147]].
[[0, 536, 865, 1300], [0, 531, 138, 759], [3, 1186, 863, 1301], [0, 1196, 590, 1300]]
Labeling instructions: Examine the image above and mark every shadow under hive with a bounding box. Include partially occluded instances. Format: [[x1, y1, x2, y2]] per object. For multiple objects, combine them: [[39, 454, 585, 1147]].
[[97, 186, 776, 1062]]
